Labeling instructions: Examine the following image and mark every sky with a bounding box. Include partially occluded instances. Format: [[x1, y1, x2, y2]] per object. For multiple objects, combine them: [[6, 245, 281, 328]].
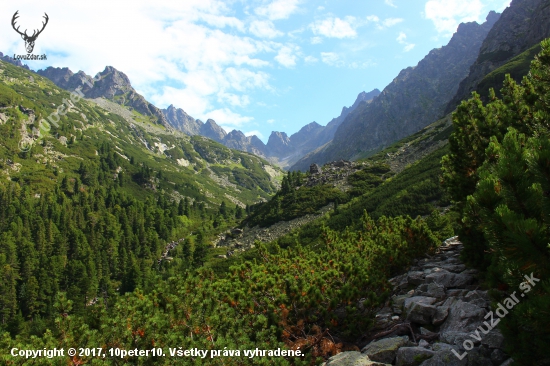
[[1, 0, 511, 143]]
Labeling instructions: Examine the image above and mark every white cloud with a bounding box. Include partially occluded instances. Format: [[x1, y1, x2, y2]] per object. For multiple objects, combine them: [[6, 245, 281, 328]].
[[424, 0, 484, 34], [310, 17, 357, 38], [204, 108, 253, 127], [396, 32, 415, 52], [275, 45, 299, 67], [218, 92, 250, 107], [310, 36, 323, 44], [304, 55, 318, 63], [385, 0, 397, 8], [255, 0, 301, 20], [267, 119, 275, 124], [320, 52, 343, 67], [244, 130, 264, 139], [382, 18, 403, 27], [396, 32, 407, 43], [366, 15, 380, 23], [365, 15, 403, 30], [249, 20, 283, 39]]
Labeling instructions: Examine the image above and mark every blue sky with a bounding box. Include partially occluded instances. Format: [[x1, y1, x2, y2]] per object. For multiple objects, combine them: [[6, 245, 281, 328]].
[[2, 0, 510, 142]]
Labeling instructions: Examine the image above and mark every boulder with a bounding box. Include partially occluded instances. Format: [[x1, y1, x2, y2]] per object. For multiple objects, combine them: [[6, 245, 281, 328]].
[[439, 300, 486, 333], [323, 351, 391, 366], [440, 331, 480, 349], [404, 297, 437, 310], [361, 336, 409, 364], [396, 347, 435, 366], [425, 269, 474, 289], [407, 271, 425, 285], [432, 306, 449, 325], [481, 329, 505, 349], [407, 302, 437, 325], [419, 343, 468, 366], [310, 163, 322, 175]]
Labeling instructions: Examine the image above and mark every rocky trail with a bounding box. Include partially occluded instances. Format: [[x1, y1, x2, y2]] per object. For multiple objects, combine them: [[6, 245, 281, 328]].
[[323, 237, 513, 366]]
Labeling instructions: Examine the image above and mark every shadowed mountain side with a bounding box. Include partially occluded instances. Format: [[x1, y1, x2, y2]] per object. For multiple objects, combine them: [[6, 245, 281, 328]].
[[291, 12, 500, 171]]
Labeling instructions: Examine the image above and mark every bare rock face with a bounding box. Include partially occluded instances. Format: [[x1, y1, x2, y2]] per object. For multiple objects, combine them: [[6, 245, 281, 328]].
[[310, 163, 322, 175], [446, 0, 550, 112], [36, 65, 172, 129], [163, 104, 202, 135]]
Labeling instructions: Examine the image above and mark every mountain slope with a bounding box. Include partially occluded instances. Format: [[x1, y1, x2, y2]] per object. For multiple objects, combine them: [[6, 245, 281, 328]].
[[1, 60, 283, 207], [291, 12, 500, 171], [36, 65, 172, 129], [446, 0, 550, 111]]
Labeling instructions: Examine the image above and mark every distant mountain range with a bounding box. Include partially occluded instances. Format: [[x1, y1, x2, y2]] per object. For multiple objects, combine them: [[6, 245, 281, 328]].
[[30, 61, 378, 169]]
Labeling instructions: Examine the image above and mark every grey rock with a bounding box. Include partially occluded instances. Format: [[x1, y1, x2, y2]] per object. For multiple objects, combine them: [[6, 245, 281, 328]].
[[404, 297, 437, 310], [440, 264, 466, 273], [361, 336, 409, 364], [425, 269, 474, 289], [481, 329, 505, 349], [418, 340, 430, 348], [500, 359, 514, 366], [419, 344, 468, 366], [432, 306, 449, 326], [324, 351, 391, 366], [420, 328, 438, 337], [440, 331, 480, 350], [310, 163, 322, 175], [396, 347, 435, 366], [407, 302, 437, 325], [439, 300, 486, 333], [408, 271, 426, 285]]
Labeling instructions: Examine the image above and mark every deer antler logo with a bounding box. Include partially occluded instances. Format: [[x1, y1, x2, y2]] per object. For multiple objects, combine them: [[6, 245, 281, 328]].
[[12, 11, 49, 54]]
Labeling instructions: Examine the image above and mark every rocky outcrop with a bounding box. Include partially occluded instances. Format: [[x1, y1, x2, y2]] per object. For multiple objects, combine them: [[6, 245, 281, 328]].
[[291, 13, 499, 171], [266, 131, 292, 157], [198, 119, 226, 142], [36, 65, 172, 129], [327, 237, 513, 366], [0, 52, 30, 70], [162, 104, 202, 135], [221, 129, 268, 157], [446, 0, 550, 112]]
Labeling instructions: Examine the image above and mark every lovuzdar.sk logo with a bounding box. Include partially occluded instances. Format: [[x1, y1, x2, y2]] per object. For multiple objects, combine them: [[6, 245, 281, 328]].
[[11, 10, 48, 60]]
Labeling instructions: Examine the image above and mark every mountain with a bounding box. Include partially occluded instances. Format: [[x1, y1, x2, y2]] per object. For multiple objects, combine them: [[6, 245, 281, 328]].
[[266, 89, 380, 168], [290, 12, 500, 171], [36, 65, 172, 128], [446, 0, 550, 111], [0, 52, 30, 70], [162, 104, 202, 135]]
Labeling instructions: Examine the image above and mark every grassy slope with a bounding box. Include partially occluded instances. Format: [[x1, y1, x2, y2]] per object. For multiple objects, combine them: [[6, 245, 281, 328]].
[[0, 60, 283, 207]]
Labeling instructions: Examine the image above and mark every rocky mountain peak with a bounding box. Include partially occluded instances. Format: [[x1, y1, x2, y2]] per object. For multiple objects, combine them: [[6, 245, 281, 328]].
[[162, 104, 201, 135], [36, 65, 171, 129], [200, 119, 227, 142]]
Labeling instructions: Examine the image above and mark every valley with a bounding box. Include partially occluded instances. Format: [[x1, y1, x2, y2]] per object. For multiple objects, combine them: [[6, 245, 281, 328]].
[[1, 0, 550, 365]]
